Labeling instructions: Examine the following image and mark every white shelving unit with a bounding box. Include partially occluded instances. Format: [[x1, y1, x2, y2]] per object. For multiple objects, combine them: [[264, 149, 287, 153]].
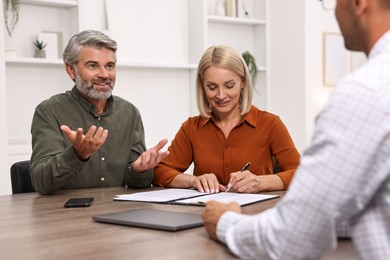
[[4, 0, 79, 60], [202, 0, 268, 114], [19, 0, 78, 7], [5, 57, 64, 65], [208, 15, 266, 25], [1, 0, 268, 172], [4, 0, 267, 71]]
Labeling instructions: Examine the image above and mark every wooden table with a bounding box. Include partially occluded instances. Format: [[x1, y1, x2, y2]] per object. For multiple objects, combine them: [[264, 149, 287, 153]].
[[0, 187, 358, 259]]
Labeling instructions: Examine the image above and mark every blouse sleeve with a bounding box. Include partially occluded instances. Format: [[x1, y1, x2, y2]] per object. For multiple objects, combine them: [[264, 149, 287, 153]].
[[269, 116, 301, 189], [153, 120, 194, 187]]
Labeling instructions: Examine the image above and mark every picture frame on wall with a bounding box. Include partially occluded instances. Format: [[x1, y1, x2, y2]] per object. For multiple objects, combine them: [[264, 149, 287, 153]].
[[43, 31, 63, 59], [37, 31, 63, 59]]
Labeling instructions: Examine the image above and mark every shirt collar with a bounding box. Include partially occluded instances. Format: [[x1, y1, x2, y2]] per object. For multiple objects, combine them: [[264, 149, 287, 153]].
[[199, 106, 256, 128], [368, 30, 390, 60], [70, 86, 114, 117]]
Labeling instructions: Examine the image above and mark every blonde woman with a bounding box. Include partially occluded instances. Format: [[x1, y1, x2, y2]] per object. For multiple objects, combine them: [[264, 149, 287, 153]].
[[154, 45, 300, 193]]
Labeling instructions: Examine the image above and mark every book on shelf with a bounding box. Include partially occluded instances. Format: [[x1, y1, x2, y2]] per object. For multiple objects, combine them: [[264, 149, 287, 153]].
[[226, 0, 236, 17]]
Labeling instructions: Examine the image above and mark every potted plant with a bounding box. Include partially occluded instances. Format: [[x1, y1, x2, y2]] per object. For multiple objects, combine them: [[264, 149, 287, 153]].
[[33, 39, 47, 58], [242, 51, 258, 85], [3, 0, 20, 37]]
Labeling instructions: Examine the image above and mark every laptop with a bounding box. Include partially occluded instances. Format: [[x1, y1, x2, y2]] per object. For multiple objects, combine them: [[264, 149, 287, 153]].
[[92, 208, 204, 231]]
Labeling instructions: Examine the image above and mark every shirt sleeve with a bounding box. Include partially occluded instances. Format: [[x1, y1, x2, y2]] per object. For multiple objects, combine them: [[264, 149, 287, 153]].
[[30, 104, 87, 195], [153, 120, 194, 187], [269, 116, 301, 189], [125, 112, 154, 188]]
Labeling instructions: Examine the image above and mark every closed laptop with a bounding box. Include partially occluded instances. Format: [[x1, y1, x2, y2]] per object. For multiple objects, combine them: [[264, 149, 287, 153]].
[[92, 208, 203, 231]]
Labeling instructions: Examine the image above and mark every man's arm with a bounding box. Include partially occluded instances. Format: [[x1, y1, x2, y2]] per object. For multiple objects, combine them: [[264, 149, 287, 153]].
[[125, 114, 169, 188], [202, 83, 390, 259], [30, 105, 88, 194]]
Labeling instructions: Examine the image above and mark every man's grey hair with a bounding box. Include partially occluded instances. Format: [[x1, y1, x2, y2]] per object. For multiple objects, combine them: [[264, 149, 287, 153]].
[[63, 30, 117, 66]]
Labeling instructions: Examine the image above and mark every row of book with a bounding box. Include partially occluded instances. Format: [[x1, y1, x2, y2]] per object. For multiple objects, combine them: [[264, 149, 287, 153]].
[[211, 0, 251, 19]]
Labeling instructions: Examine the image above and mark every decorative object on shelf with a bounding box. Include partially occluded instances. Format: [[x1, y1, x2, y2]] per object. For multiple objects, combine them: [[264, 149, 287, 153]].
[[237, 0, 249, 18], [242, 51, 258, 85], [226, 0, 236, 17], [3, 0, 20, 36], [33, 39, 47, 58], [214, 0, 226, 16], [5, 49, 18, 58]]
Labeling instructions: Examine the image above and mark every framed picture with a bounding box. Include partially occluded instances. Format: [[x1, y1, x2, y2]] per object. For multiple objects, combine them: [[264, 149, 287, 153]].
[[322, 32, 351, 87], [42, 31, 63, 59], [38, 32, 62, 59]]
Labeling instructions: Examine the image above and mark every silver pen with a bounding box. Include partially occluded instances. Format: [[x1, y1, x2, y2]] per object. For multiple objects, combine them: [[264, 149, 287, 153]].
[[225, 162, 251, 192]]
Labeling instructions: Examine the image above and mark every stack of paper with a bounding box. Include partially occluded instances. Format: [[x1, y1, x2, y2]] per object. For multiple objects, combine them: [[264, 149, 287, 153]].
[[114, 189, 279, 206]]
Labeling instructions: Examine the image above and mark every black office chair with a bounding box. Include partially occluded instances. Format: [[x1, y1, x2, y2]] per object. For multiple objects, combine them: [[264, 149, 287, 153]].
[[10, 160, 36, 194]]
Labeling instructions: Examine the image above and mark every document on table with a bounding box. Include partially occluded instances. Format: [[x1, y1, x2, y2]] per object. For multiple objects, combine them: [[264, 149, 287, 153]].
[[174, 192, 279, 206], [114, 189, 279, 206]]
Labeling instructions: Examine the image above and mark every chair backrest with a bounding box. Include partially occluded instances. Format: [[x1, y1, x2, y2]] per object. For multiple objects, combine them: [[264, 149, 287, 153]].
[[10, 160, 36, 194]]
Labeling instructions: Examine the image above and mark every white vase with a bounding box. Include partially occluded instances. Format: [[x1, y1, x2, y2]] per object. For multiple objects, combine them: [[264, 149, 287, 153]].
[[215, 0, 226, 16], [207, 0, 215, 15]]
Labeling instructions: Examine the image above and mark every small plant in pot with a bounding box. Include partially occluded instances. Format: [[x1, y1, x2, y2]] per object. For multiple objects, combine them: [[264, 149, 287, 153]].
[[33, 39, 47, 58], [242, 51, 258, 86]]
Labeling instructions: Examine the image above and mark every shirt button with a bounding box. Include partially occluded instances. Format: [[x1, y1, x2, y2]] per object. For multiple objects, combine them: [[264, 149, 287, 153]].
[[98, 117, 102, 120], [101, 157, 105, 161], [101, 177, 105, 181]]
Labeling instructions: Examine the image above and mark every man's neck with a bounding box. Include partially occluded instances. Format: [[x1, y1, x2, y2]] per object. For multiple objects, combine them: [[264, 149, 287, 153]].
[[93, 99, 108, 115], [79, 91, 108, 115]]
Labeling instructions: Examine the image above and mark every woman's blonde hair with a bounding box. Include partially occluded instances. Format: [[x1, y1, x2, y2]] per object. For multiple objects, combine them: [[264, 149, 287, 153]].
[[196, 45, 253, 118]]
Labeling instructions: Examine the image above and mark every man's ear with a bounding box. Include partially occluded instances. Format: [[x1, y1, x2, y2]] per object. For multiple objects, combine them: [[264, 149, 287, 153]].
[[354, 0, 368, 16], [65, 64, 76, 82]]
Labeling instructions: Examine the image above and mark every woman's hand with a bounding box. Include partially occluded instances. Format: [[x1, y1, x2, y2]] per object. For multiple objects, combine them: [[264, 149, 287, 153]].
[[228, 170, 263, 193], [192, 173, 226, 193], [228, 170, 284, 193]]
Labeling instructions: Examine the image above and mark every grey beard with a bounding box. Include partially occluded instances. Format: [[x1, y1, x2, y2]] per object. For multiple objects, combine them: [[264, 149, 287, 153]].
[[75, 76, 114, 100]]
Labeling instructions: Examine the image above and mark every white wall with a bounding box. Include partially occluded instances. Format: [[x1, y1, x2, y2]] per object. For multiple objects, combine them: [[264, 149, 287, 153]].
[[268, 0, 306, 152], [304, 1, 340, 148], [0, 0, 11, 195], [114, 67, 191, 148], [268, 1, 352, 153]]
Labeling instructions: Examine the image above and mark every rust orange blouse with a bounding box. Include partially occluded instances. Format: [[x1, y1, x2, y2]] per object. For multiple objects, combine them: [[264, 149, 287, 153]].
[[153, 106, 300, 189]]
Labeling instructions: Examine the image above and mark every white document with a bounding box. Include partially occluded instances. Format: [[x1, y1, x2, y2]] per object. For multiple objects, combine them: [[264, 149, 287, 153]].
[[176, 192, 278, 206], [115, 189, 205, 203], [115, 189, 278, 206]]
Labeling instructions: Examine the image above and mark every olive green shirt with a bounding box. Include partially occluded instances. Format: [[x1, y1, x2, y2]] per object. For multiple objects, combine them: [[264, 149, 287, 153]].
[[30, 87, 153, 194]]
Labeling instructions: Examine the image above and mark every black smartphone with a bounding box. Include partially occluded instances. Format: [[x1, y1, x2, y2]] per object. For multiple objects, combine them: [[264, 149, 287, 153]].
[[64, 197, 94, 208]]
